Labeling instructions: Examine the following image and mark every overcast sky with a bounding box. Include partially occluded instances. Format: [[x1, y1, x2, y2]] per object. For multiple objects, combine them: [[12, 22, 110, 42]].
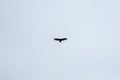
[[0, 0, 120, 80]]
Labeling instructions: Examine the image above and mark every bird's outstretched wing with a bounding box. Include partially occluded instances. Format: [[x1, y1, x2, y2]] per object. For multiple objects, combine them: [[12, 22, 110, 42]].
[[54, 38, 60, 41], [61, 38, 67, 41]]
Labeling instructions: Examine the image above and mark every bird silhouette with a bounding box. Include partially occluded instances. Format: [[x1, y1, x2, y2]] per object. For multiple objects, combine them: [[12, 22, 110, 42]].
[[54, 38, 67, 43]]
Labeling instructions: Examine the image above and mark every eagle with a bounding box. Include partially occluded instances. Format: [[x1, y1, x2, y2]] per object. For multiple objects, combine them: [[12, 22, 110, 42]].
[[54, 38, 67, 43]]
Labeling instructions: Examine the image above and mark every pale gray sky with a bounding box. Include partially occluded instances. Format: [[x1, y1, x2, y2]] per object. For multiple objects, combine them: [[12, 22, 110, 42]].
[[0, 0, 120, 80]]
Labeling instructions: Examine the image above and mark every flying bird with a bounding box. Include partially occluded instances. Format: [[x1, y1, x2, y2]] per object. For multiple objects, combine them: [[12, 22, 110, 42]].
[[54, 38, 67, 43]]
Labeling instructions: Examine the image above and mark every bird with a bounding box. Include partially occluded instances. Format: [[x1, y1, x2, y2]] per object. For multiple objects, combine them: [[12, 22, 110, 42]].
[[54, 38, 67, 43]]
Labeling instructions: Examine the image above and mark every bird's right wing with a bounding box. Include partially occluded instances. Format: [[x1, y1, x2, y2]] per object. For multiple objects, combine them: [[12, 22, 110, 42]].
[[54, 38, 60, 41]]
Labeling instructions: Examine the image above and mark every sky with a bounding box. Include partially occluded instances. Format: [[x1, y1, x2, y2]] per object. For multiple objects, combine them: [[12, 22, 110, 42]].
[[0, 0, 120, 80]]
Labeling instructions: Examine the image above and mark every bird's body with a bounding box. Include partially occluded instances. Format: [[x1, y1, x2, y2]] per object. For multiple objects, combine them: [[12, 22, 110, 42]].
[[54, 38, 67, 43]]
